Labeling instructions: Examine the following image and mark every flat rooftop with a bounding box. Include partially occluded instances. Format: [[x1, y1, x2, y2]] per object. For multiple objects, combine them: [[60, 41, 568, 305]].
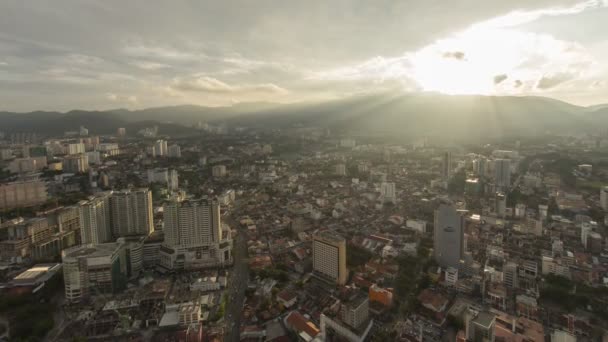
[[63, 243, 121, 259]]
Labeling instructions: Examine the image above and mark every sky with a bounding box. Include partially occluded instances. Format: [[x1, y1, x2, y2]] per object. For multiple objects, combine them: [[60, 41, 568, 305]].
[[0, 0, 607, 111]]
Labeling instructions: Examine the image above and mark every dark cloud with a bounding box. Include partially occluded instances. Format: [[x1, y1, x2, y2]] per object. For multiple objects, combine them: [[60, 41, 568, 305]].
[[514, 80, 523, 88], [537, 73, 573, 89], [442, 51, 466, 60], [493, 74, 508, 84]]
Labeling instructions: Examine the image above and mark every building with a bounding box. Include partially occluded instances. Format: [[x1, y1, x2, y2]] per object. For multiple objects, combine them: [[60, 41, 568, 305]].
[[5, 156, 47, 173], [0, 179, 48, 211], [495, 192, 507, 218], [504, 262, 518, 289], [110, 189, 154, 238], [466, 311, 496, 342], [380, 182, 396, 204], [79, 193, 112, 244], [63, 154, 89, 173], [369, 284, 393, 307], [601, 186, 608, 211], [62, 242, 127, 302], [434, 204, 465, 269], [147, 168, 179, 191], [340, 294, 370, 330], [116, 127, 126, 137], [66, 143, 85, 155], [312, 231, 348, 285], [116, 236, 144, 279], [494, 159, 511, 189], [160, 198, 232, 270], [168, 144, 181, 158], [212, 165, 227, 178], [445, 267, 458, 287], [442, 152, 452, 180], [0, 217, 52, 261], [335, 164, 347, 176], [85, 151, 101, 165], [153, 139, 168, 157]]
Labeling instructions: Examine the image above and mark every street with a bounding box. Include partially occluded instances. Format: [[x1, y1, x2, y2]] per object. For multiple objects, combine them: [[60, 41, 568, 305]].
[[223, 225, 249, 342]]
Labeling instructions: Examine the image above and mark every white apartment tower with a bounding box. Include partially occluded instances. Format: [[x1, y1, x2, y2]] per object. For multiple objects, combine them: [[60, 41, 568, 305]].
[[380, 182, 396, 204], [78, 193, 112, 244], [110, 189, 154, 238], [600, 186, 608, 211]]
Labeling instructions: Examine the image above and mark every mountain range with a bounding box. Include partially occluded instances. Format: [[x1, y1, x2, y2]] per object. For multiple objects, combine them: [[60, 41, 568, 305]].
[[1, 92, 607, 139]]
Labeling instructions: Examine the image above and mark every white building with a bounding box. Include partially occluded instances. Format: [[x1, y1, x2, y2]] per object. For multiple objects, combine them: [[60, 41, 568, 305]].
[[335, 164, 347, 176], [79, 193, 112, 244], [110, 189, 154, 238], [380, 182, 396, 204], [153, 139, 168, 157], [600, 186, 608, 211], [160, 198, 232, 270], [66, 143, 85, 155], [445, 267, 458, 286]]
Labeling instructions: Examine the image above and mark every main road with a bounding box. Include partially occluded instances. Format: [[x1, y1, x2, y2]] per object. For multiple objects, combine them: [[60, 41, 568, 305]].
[[224, 225, 249, 342]]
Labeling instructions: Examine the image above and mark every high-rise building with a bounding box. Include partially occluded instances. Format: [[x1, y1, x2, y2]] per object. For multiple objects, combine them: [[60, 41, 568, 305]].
[[0, 179, 48, 211], [117, 127, 126, 137], [335, 164, 347, 176], [147, 168, 179, 191], [503, 262, 518, 288], [494, 159, 511, 189], [62, 242, 127, 302], [63, 154, 89, 173], [168, 144, 181, 158], [380, 182, 396, 204], [160, 198, 232, 269], [153, 139, 168, 157], [340, 294, 370, 330], [212, 165, 227, 177], [110, 189, 154, 238], [312, 231, 348, 285], [600, 186, 608, 211], [442, 152, 452, 180], [78, 193, 112, 244], [495, 192, 507, 218], [433, 204, 465, 269]]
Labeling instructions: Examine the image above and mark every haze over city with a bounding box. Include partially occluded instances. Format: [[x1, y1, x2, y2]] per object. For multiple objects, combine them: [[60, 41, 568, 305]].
[[1, 1, 608, 342]]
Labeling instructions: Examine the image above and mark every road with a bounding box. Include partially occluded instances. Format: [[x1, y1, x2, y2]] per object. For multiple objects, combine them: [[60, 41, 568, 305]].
[[224, 226, 249, 342]]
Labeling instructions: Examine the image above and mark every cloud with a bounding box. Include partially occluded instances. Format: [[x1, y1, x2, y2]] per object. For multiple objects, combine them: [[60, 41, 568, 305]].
[[537, 73, 574, 89], [494, 74, 508, 84], [442, 51, 466, 60], [131, 61, 170, 70], [170, 75, 288, 95], [106, 93, 138, 103], [514, 80, 523, 87]]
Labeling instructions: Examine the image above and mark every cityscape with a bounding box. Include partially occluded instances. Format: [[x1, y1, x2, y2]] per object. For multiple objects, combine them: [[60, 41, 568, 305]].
[[1, 1, 608, 342]]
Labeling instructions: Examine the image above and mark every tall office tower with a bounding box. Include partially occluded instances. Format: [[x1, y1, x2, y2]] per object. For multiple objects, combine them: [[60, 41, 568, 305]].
[[434, 204, 465, 269], [335, 164, 347, 176], [153, 139, 168, 157], [495, 192, 507, 218], [600, 186, 608, 211], [63, 154, 89, 173], [117, 127, 126, 137], [494, 159, 511, 189], [442, 152, 452, 180], [110, 189, 154, 238], [168, 169, 179, 191], [168, 144, 181, 158], [312, 231, 348, 285], [161, 198, 231, 269], [78, 193, 112, 244], [474, 157, 488, 177], [380, 182, 396, 204]]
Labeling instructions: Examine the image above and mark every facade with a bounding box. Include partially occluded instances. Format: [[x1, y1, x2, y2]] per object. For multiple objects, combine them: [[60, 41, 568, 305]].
[[380, 182, 396, 204], [62, 243, 127, 302], [160, 198, 232, 270], [6, 156, 47, 173], [312, 231, 348, 285], [168, 144, 181, 158], [153, 139, 168, 157], [601, 186, 608, 211], [494, 159, 511, 189], [63, 154, 89, 173], [212, 165, 227, 177], [147, 168, 179, 191], [110, 189, 154, 238], [340, 295, 370, 330], [66, 143, 85, 155], [79, 193, 112, 244], [0, 179, 48, 211], [442, 152, 452, 180], [434, 204, 465, 269], [335, 164, 347, 176]]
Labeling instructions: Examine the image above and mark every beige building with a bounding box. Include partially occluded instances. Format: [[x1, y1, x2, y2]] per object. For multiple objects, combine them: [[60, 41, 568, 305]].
[[79, 193, 112, 244], [63, 154, 89, 173], [312, 231, 348, 285], [0, 179, 48, 211]]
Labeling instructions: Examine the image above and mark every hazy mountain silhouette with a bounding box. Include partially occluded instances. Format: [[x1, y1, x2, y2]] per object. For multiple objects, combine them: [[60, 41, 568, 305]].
[[0, 93, 603, 138]]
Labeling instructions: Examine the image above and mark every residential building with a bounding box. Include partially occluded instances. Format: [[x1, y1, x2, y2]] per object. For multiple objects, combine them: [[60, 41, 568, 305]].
[[79, 193, 112, 244], [312, 231, 348, 285], [168, 144, 181, 158], [63, 154, 89, 173], [0, 179, 48, 211], [110, 189, 154, 238], [494, 159, 511, 189]]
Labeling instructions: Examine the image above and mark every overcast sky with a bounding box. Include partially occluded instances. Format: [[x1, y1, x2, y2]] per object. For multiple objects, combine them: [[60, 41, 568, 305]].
[[1, 0, 607, 111]]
